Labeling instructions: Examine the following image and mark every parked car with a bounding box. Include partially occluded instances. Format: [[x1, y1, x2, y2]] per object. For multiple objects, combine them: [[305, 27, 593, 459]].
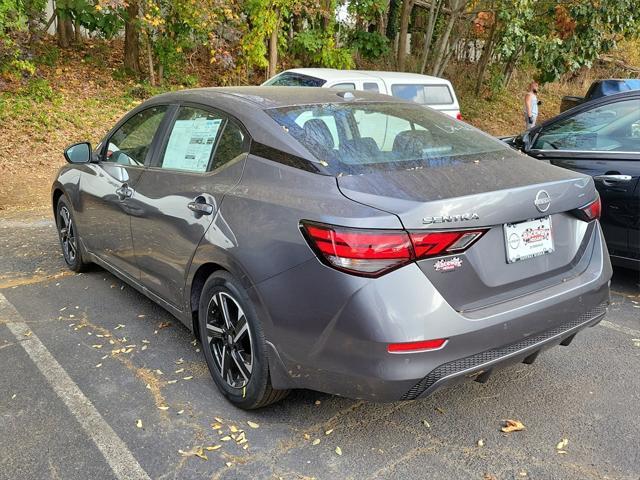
[[560, 79, 640, 112], [263, 68, 462, 119], [53, 87, 611, 409], [504, 90, 640, 270]]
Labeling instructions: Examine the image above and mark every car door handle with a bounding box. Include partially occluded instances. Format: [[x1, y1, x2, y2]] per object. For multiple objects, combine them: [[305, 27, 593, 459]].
[[594, 174, 632, 183], [115, 184, 133, 199], [188, 196, 214, 215]]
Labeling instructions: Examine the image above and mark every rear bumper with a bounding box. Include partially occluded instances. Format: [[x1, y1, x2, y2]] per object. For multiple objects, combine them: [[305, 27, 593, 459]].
[[404, 300, 608, 400], [253, 221, 612, 401]]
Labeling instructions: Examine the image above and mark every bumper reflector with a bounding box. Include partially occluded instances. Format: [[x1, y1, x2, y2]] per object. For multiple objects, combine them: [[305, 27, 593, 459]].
[[388, 338, 447, 353]]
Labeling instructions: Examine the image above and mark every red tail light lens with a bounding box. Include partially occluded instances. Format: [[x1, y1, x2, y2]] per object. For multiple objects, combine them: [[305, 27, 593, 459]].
[[301, 221, 487, 277], [388, 338, 447, 353], [409, 230, 486, 258], [456, 112, 463, 120], [573, 195, 601, 222]]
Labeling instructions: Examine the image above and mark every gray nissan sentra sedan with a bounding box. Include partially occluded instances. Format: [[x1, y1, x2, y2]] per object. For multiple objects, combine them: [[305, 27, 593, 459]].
[[52, 87, 612, 409]]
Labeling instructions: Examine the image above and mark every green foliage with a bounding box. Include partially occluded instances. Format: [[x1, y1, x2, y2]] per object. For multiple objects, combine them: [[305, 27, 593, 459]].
[[292, 30, 354, 69], [20, 78, 55, 102], [35, 44, 60, 66], [350, 30, 389, 60]]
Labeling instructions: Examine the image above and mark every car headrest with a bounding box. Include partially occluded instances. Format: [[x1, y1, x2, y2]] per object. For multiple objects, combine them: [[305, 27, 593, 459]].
[[392, 129, 434, 157], [303, 119, 335, 150]]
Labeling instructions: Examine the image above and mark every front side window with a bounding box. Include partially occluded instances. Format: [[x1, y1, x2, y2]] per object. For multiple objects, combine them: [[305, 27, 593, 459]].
[[264, 72, 326, 87], [268, 102, 509, 175], [391, 84, 453, 105], [533, 99, 640, 152], [160, 107, 224, 172], [106, 106, 167, 165]]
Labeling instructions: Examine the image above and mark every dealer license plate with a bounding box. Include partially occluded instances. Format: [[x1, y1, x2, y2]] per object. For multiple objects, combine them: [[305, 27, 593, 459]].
[[504, 216, 554, 264]]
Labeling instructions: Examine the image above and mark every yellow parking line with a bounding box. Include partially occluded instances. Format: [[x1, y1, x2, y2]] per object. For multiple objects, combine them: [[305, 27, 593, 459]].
[[0, 271, 75, 290]]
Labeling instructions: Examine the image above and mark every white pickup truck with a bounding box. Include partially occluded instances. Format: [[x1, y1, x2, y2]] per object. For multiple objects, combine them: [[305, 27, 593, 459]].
[[263, 68, 462, 119]]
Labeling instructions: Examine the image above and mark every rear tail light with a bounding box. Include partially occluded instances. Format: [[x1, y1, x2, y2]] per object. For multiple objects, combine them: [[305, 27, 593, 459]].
[[388, 338, 447, 353], [456, 112, 463, 120], [572, 195, 601, 222], [300, 221, 487, 277]]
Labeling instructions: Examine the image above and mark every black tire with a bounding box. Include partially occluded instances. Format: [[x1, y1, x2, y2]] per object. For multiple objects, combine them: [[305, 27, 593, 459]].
[[198, 271, 289, 409], [56, 196, 90, 272]]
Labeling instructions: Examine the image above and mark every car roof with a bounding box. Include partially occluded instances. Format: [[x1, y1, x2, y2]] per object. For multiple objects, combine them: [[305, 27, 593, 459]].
[[149, 86, 402, 110], [284, 68, 451, 84]]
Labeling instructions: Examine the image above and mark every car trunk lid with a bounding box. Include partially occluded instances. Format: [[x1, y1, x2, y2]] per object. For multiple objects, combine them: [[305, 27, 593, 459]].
[[337, 153, 599, 312]]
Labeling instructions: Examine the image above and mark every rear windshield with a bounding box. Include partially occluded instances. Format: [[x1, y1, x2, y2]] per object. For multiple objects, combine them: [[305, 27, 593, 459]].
[[267, 102, 510, 175], [391, 84, 453, 105], [264, 72, 326, 88]]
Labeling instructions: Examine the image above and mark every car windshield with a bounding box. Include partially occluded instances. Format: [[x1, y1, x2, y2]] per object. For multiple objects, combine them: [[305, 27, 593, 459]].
[[267, 102, 509, 175]]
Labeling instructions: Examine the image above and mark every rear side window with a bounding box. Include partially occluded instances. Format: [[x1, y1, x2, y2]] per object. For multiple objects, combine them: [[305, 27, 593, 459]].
[[160, 107, 224, 172], [391, 84, 453, 105], [210, 122, 249, 171], [267, 102, 508, 175], [330, 83, 356, 90], [363, 82, 380, 92], [264, 72, 326, 87]]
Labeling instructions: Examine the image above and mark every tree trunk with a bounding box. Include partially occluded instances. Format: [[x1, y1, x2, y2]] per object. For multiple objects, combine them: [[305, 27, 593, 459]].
[[431, 10, 458, 76], [64, 17, 74, 43], [396, 0, 414, 71], [420, 0, 441, 74], [502, 45, 523, 87], [74, 18, 82, 44], [268, 16, 279, 78], [56, 10, 69, 48], [386, 0, 400, 42], [474, 14, 498, 95], [124, 0, 141, 73], [146, 33, 156, 86]]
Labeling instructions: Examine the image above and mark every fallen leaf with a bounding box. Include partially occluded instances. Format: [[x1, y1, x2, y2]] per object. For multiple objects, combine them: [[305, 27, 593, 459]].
[[177, 410, 184, 415], [220, 436, 232, 442], [178, 446, 207, 460], [435, 407, 445, 414], [158, 405, 169, 411], [229, 425, 239, 433], [91, 344, 103, 349], [24, 331, 32, 337], [205, 445, 221, 451], [95, 363, 102, 368], [214, 417, 223, 422], [556, 438, 569, 453], [158, 321, 172, 329], [314, 400, 321, 405], [311, 438, 320, 445], [477, 439, 485, 447], [303, 433, 310, 440], [136, 419, 143, 428], [167, 380, 177, 384], [183, 376, 193, 381], [422, 420, 431, 428], [225, 462, 233, 467], [247, 421, 259, 429], [212, 423, 223, 430], [175, 368, 184, 373], [501, 419, 525, 433], [335, 446, 342, 456], [632, 338, 640, 347], [325, 429, 333, 435]]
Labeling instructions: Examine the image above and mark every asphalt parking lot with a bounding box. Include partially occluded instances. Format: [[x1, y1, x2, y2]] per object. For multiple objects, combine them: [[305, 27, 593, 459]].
[[1, 213, 639, 480]]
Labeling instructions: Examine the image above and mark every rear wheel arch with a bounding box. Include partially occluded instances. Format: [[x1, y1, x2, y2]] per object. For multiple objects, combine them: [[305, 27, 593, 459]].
[[190, 262, 227, 339]]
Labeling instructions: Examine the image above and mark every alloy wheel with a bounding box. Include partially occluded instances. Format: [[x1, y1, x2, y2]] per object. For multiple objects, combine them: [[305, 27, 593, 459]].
[[206, 291, 253, 389], [58, 205, 77, 263]]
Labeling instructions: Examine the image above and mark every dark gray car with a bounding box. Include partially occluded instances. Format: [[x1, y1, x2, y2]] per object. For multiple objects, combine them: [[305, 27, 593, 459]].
[[52, 87, 612, 409]]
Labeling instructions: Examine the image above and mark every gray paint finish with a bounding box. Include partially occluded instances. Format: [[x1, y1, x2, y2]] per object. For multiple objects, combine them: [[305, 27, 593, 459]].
[[51, 86, 612, 403]]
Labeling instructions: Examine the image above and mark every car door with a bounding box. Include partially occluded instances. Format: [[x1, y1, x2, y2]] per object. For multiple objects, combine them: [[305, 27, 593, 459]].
[[77, 105, 170, 278], [526, 97, 640, 258], [130, 104, 250, 309]]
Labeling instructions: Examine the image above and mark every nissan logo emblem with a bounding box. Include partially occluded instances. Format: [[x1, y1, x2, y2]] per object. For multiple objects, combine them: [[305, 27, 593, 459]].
[[534, 190, 551, 213]]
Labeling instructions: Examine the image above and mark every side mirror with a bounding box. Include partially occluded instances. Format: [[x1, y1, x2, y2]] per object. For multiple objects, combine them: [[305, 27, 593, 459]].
[[64, 142, 92, 164]]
